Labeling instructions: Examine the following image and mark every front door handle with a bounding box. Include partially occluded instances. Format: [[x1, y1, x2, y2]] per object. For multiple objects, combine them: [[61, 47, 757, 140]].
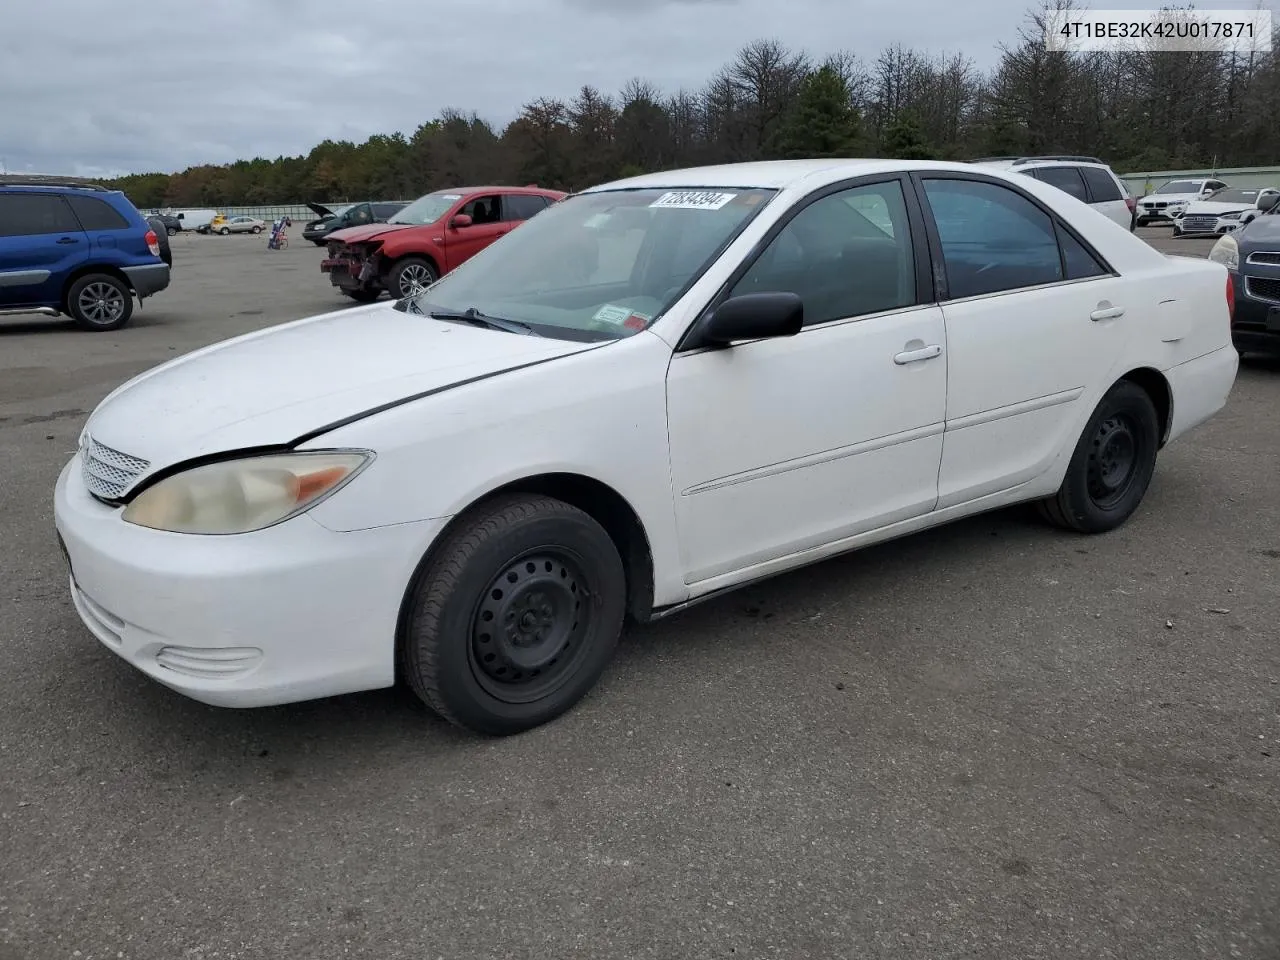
[[56, 236, 79, 244], [1090, 303, 1125, 321], [894, 344, 942, 365]]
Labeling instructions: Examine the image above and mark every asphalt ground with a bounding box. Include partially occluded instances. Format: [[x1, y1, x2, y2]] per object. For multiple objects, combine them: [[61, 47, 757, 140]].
[[1, 224, 1277, 960]]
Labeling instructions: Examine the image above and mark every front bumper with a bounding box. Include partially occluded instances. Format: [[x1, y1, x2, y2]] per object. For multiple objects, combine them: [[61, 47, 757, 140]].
[[320, 254, 375, 291], [53, 456, 446, 708], [122, 263, 171, 299], [1230, 270, 1280, 355]]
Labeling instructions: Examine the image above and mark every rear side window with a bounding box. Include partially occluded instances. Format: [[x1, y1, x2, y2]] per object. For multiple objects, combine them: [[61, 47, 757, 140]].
[[1080, 167, 1123, 202], [922, 177, 1063, 298], [1057, 226, 1109, 280], [1032, 166, 1088, 202], [0, 193, 82, 237], [504, 194, 550, 221], [67, 195, 131, 230]]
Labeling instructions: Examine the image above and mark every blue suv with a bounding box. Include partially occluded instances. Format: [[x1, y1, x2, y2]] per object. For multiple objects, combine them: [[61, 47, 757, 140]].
[[0, 178, 171, 331]]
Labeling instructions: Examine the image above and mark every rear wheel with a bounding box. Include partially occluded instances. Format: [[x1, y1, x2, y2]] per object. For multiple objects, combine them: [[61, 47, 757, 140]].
[[400, 494, 626, 736], [66, 273, 133, 331], [252, 225, 262, 234], [219, 226, 230, 235], [1037, 380, 1159, 534], [389, 257, 438, 298], [165, 226, 177, 237]]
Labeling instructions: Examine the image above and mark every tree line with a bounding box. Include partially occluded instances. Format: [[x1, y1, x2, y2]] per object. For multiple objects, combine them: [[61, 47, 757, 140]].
[[108, 5, 1280, 209]]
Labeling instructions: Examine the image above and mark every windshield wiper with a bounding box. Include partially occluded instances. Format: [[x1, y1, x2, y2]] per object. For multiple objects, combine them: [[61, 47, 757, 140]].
[[428, 306, 539, 337]]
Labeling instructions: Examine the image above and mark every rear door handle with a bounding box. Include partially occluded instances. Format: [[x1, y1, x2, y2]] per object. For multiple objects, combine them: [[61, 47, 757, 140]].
[[56, 236, 79, 245], [1090, 305, 1125, 321], [894, 344, 943, 365]]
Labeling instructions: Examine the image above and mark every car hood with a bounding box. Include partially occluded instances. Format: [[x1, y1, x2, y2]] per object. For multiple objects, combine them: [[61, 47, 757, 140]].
[[1183, 201, 1253, 215], [1240, 214, 1280, 244], [1141, 193, 1199, 204], [327, 222, 421, 245], [82, 302, 602, 484], [307, 201, 339, 219]]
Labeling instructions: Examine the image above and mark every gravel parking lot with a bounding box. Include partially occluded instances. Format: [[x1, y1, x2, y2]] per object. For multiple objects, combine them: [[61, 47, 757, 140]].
[[2, 225, 1277, 959]]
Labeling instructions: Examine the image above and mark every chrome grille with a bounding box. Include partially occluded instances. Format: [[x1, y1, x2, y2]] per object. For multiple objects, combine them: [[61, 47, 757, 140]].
[[81, 436, 150, 500], [1179, 216, 1218, 233], [1246, 251, 1280, 266]]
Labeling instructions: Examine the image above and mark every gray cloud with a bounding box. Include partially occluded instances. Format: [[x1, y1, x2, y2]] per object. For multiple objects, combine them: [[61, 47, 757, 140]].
[[1, 0, 1027, 177]]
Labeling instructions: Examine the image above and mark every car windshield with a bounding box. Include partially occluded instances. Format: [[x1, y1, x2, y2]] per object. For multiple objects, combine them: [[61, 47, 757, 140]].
[[1156, 180, 1203, 194], [1207, 188, 1263, 204], [406, 186, 778, 342], [390, 192, 462, 225]]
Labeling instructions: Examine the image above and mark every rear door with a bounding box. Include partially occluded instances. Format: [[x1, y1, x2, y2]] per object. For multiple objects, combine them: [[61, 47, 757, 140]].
[[503, 193, 550, 225], [915, 173, 1131, 508], [0, 192, 89, 308], [1077, 166, 1132, 229], [66, 193, 148, 259]]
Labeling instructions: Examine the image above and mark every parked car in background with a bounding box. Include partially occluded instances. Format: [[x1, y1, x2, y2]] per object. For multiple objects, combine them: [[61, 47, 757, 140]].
[[216, 216, 266, 235], [1210, 191, 1280, 357], [148, 213, 181, 236], [321, 186, 566, 301], [1135, 178, 1229, 225], [196, 214, 228, 235], [55, 159, 1237, 735], [971, 156, 1135, 230], [0, 178, 170, 330], [302, 201, 408, 246], [1174, 187, 1280, 237], [169, 208, 218, 233]]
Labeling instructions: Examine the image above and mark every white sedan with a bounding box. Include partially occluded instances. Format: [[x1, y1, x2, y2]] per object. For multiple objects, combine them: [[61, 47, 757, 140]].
[[54, 159, 1239, 735]]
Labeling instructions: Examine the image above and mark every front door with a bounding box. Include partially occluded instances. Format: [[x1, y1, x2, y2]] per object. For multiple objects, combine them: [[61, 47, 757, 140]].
[[914, 174, 1132, 509], [443, 194, 508, 271], [0, 192, 88, 308], [665, 178, 948, 586]]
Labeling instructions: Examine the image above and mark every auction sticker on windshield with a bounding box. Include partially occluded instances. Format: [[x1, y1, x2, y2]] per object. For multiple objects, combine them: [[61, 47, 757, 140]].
[[650, 191, 737, 210]]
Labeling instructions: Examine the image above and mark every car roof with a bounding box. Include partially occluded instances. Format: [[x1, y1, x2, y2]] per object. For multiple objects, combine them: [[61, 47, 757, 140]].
[[433, 186, 566, 197], [582, 159, 1019, 194]]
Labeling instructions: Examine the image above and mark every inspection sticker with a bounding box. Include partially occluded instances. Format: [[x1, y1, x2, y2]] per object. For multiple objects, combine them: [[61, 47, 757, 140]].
[[649, 191, 737, 211], [593, 304, 634, 325]]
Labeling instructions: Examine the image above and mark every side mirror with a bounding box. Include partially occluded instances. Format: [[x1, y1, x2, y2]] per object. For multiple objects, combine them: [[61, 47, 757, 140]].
[[450, 214, 473, 229], [1257, 193, 1280, 212], [697, 292, 803, 347]]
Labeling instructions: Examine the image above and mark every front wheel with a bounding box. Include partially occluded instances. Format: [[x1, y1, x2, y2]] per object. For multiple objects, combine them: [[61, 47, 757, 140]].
[[401, 494, 627, 736], [342, 288, 380, 303], [219, 227, 230, 235], [66, 273, 133, 331], [388, 257, 438, 298], [1037, 380, 1160, 534]]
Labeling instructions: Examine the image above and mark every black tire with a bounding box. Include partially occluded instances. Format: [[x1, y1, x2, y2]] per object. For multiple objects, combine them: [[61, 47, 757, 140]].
[[312, 240, 327, 247], [401, 494, 627, 736], [166, 226, 177, 237], [66, 273, 133, 331], [219, 226, 230, 235], [342, 288, 380, 303], [388, 257, 438, 299], [252, 225, 262, 234], [1037, 380, 1160, 534]]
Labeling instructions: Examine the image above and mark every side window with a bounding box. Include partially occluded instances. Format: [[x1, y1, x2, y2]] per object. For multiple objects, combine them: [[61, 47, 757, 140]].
[[922, 178, 1063, 299], [459, 195, 501, 225], [0, 193, 82, 237], [349, 203, 373, 224], [372, 203, 401, 219], [1033, 166, 1088, 202], [1080, 167, 1122, 203], [1057, 226, 1109, 280], [66, 195, 131, 230], [503, 194, 549, 221], [729, 180, 917, 327]]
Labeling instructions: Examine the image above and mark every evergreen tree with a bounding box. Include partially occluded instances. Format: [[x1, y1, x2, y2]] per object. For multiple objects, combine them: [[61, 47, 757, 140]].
[[775, 65, 863, 158]]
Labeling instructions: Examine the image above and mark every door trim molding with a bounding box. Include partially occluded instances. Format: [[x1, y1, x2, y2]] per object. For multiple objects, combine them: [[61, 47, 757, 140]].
[[945, 386, 1084, 433], [0, 269, 51, 287]]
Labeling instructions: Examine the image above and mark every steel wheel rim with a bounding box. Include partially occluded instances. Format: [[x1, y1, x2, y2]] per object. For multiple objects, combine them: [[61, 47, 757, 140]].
[[399, 264, 433, 297], [468, 547, 593, 704], [78, 282, 125, 325], [1086, 413, 1141, 509]]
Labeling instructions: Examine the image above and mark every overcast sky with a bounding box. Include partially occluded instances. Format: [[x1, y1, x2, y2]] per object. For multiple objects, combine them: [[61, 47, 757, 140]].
[[0, 0, 1102, 177]]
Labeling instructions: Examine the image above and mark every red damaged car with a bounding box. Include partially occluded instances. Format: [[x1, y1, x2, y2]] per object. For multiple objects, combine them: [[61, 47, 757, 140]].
[[320, 185, 567, 302]]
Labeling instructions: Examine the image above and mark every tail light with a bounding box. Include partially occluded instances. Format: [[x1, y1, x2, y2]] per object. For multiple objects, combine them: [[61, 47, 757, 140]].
[[1226, 273, 1235, 324], [1125, 197, 1136, 213], [144, 229, 160, 257]]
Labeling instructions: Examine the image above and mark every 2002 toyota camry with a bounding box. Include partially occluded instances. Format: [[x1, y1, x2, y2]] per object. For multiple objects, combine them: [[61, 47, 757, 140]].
[[54, 159, 1238, 735]]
